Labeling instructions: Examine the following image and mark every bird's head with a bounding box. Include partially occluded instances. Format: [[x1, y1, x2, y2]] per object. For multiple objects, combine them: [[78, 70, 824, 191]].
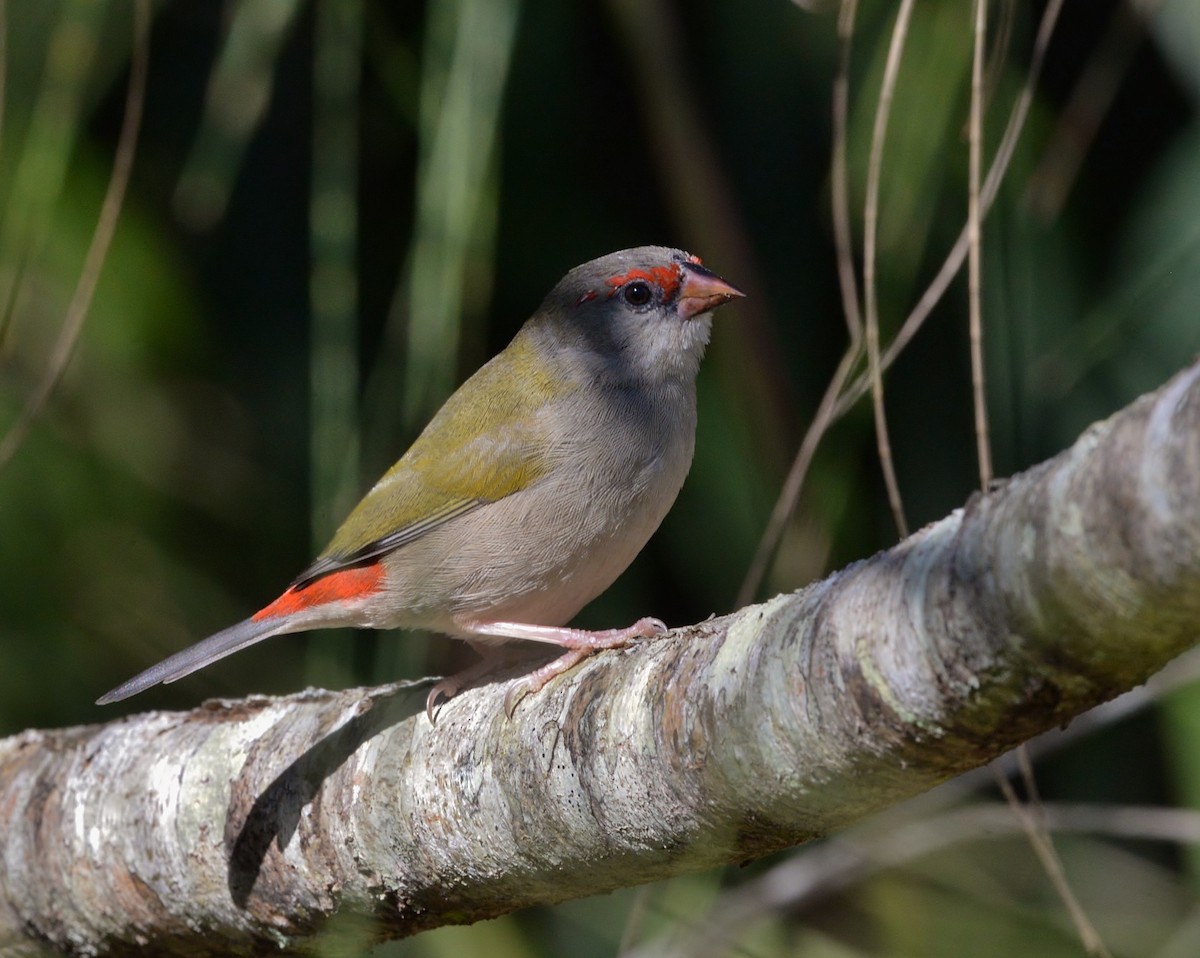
[[534, 246, 744, 384]]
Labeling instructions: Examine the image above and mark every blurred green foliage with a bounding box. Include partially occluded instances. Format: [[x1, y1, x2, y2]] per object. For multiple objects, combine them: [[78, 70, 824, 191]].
[[2, 0, 1200, 954]]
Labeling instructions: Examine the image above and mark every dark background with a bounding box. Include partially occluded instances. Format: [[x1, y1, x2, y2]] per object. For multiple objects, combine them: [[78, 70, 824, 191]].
[[2, 1, 1199, 954]]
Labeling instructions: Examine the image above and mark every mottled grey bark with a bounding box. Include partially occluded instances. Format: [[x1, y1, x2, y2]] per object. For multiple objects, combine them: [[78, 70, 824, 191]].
[[2, 360, 1199, 957]]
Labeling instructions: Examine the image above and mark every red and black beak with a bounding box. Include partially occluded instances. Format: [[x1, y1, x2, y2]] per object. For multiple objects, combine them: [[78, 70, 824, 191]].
[[676, 261, 745, 320]]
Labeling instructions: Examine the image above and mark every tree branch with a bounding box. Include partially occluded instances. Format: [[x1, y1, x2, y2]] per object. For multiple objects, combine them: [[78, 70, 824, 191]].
[[3, 360, 1200, 957]]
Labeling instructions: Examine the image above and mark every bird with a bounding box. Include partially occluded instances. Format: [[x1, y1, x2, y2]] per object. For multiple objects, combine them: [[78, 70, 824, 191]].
[[96, 246, 743, 719]]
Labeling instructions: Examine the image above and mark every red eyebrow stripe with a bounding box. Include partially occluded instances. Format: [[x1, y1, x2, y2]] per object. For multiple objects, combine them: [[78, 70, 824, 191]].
[[604, 264, 683, 299]]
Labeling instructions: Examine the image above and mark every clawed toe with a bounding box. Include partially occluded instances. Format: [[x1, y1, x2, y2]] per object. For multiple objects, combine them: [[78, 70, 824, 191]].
[[425, 680, 458, 725], [503, 681, 529, 719], [634, 616, 668, 637]]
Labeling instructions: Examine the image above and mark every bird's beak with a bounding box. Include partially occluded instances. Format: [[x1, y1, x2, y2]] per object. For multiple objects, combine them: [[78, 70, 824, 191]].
[[676, 263, 745, 320]]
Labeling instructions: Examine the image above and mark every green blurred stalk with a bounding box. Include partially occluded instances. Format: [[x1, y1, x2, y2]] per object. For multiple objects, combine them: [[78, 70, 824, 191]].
[[402, 0, 519, 427], [172, 0, 303, 230], [310, 0, 362, 543], [0, 0, 102, 340], [1161, 687, 1200, 883], [0, 0, 8, 157], [306, 0, 362, 689]]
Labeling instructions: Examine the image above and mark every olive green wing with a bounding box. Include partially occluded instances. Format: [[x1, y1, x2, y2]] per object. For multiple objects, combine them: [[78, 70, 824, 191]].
[[292, 335, 567, 587]]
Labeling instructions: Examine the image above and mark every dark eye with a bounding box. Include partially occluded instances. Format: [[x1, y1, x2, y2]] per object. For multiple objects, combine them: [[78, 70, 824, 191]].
[[623, 281, 653, 307]]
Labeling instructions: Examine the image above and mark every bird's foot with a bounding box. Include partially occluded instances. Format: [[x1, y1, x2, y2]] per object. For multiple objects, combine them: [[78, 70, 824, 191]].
[[424, 646, 509, 724], [486, 617, 669, 717]]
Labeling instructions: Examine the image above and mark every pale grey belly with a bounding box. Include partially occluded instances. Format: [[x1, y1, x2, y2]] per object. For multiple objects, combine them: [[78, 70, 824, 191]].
[[379, 417, 694, 637]]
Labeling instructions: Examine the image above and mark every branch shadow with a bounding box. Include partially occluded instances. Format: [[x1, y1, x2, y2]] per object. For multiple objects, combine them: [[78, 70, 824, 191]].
[[226, 683, 425, 908]]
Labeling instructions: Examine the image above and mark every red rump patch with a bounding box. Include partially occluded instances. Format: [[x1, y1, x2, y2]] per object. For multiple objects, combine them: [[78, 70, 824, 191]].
[[252, 563, 384, 621], [604, 264, 684, 300]]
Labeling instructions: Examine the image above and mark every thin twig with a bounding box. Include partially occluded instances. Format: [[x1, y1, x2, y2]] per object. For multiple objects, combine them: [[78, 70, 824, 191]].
[[968, 0, 991, 488], [982, 0, 1015, 122], [831, 0, 1066, 422], [995, 775, 1113, 958], [736, 345, 862, 606], [831, 0, 863, 342], [863, 0, 914, 539], [631, 802, 1199, 958], [0, 0, 151, 470], [736, 0, 863, 606], [968, 3, 1102, 953], [742, 0, 1066, 600]]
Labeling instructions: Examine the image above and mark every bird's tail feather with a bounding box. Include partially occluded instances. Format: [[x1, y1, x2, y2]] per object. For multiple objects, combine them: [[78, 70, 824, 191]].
[[95, 616, 291, 705]]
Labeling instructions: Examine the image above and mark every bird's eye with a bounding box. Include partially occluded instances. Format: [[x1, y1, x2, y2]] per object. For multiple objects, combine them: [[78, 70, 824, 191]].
[[623, 281, 653, 307]]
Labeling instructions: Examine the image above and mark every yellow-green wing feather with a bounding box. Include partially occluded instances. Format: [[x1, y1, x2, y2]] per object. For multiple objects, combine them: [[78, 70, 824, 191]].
[[293, 331, 569, 585]]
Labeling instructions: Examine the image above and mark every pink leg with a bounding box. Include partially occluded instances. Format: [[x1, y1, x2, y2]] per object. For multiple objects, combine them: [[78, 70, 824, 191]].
[[459, 617, 669, 716], [466, 617, 668, 647]]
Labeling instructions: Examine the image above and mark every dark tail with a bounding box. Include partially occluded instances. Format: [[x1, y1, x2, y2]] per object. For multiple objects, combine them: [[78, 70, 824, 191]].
[[95, 617, 289, 705]]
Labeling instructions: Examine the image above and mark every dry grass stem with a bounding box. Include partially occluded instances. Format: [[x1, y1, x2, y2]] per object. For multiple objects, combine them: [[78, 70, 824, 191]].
[[0, 0, 151, 470], [862, 0, 914, 539], [741, 0, 1070, 604]]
